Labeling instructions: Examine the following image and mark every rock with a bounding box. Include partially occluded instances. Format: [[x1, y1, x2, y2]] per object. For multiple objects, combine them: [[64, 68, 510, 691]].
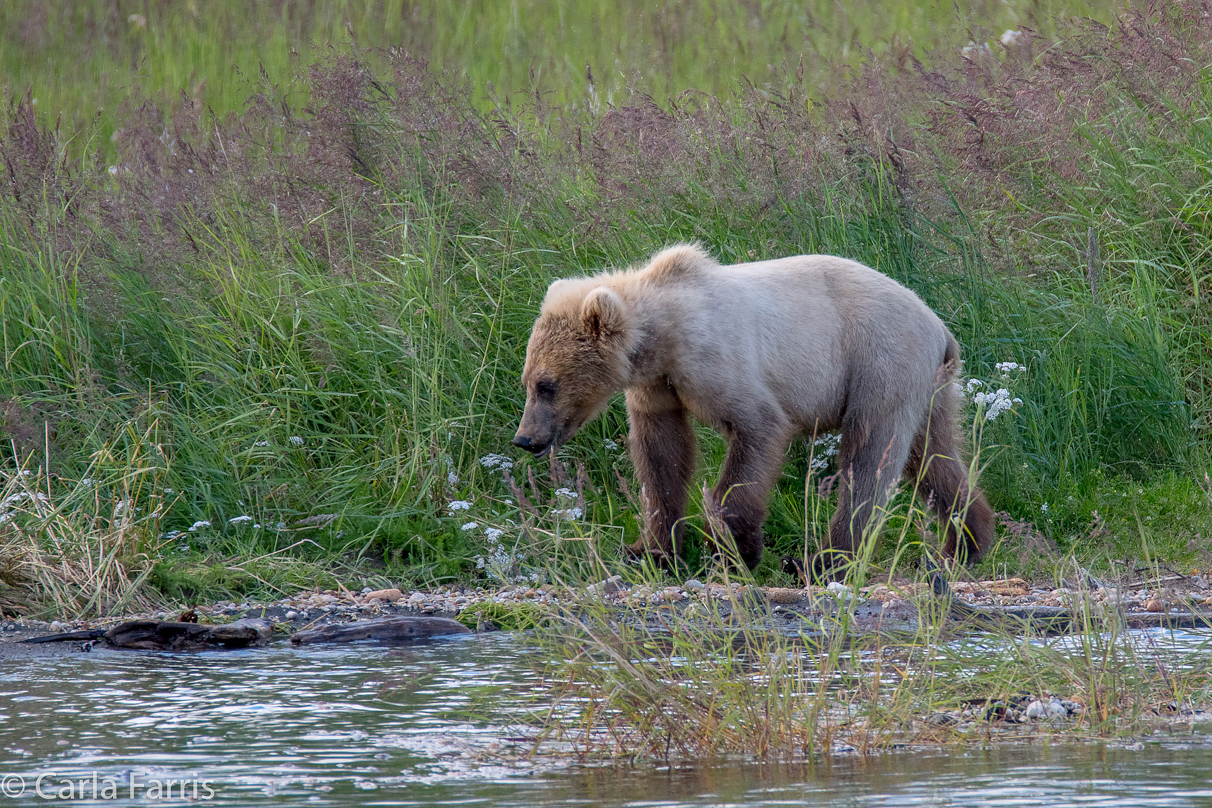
[[284, 610, 299, 620], [363, 588, 402, 603], [602, 575, 626, 596], [683, 579, 705, 593], [290, 616, 470, 646], [1145, 597, 1164, 612], [1024, 697, 1067, 720], [103, 618, 272, 651], [981, 578, 1030, 596], [765, 587, 806, 604], [826, 581, 853, 600]]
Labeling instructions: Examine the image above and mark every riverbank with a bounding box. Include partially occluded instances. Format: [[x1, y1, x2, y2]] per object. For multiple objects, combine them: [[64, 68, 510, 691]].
[[6, 570, 1211, 645]]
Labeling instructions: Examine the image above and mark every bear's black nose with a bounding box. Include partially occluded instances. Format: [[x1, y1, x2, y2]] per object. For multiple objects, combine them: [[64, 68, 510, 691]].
[[512, 435, 533, 450]]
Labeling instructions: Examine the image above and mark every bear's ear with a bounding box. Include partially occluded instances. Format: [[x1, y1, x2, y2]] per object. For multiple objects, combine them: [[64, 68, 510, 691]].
[[580, 287, 627, 342]]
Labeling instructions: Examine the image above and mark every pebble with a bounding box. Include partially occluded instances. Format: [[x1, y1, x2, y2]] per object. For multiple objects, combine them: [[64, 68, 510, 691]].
[[683, 579, 705, 593], [1025, 698, 1069, 720], [363, 588, 402, 603], [285, 610, 299, 620], [1145, 597, 1164, 613]]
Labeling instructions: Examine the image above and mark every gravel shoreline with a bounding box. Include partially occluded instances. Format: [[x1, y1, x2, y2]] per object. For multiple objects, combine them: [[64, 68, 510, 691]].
[[4, 573, 1211, 646]]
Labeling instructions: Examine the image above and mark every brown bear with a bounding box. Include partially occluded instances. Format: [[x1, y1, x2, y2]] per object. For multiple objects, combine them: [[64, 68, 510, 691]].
[[513, 244, 994, 573]]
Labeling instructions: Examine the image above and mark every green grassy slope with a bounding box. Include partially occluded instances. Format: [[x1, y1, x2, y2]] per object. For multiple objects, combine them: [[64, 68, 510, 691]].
[[1, 1, 1209, 614]]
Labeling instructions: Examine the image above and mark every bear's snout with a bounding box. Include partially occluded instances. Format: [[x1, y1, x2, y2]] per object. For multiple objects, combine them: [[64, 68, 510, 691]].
[[512, 432, 552, 457]]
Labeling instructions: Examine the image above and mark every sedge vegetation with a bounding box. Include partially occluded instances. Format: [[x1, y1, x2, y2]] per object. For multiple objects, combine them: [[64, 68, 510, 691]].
[[0, 1, 1210, 616]]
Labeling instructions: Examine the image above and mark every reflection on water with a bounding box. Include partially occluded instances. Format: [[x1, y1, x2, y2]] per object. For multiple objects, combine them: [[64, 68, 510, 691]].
[[2, 630, 1212, 806]]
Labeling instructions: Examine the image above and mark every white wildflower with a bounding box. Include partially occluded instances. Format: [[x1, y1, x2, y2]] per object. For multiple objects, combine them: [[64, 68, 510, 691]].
[[188, 520, 211, 532], [484, 527, 505, 542], [447, 470, 459, 486], [447, 500, 472, 513], [965, 378, 984, 394], [973, 388, 1019, 421], [289, 436, 304, 446], [108, 165, 118, 176], [164, 530, 182, 539], [479, 453, 514, 471], [1001, 29, 1025, 47], [603, 439, 619, 451], [812, 433, 841, 457], [1041, 502, 1049, 513], [81, 478, 94, 487], [253, 440, 270, 447], [554, 487, 576, 501], [962, 41, 991, 58], [0, 492, 26, 508], [550, 506, 583, 520], [229, 515, 254, 525], [461, 521, 479, 531]]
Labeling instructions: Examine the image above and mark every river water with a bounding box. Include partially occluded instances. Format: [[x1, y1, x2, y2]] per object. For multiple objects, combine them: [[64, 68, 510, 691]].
[[3, 631, 1212, 807]]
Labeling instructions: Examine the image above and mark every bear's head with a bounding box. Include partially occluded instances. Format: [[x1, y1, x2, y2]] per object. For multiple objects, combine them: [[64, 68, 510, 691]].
[[513, 284, 631, 458]]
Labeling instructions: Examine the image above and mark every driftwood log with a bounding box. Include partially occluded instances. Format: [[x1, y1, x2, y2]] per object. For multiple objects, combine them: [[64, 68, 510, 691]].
[[22, 618, 272, 650], [290, 616, 470, 645]]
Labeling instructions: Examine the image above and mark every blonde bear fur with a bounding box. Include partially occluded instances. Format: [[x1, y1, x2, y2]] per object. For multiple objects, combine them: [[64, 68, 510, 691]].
[[513, 244, 994, 572]]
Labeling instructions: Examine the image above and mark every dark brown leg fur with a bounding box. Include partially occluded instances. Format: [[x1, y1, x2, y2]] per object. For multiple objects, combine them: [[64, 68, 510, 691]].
[[825, 419, 913, 560], [904, 388, 994, 563], [625, 381, 695, 567], [706, 427, 790, 570]]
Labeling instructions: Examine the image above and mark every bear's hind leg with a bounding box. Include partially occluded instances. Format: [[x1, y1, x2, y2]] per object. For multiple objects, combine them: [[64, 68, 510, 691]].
[[823, 421, 914, 573], [706, 426, 791, 570], [625, 382, 695, 567], [904, 391, 995, 563]]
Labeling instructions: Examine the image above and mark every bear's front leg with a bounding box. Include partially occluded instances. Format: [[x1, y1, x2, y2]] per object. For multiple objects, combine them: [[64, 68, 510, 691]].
[[706, 426, 791, 570], [625, 381, 695, 568]]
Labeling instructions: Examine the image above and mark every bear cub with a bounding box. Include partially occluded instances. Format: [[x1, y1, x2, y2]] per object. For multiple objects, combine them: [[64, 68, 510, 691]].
[[513, 244, 994, 575]]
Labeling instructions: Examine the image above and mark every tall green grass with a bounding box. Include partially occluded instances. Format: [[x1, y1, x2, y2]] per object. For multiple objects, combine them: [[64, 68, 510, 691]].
[[1, 2, 1210, 613], [2, 0, 1118, 146]]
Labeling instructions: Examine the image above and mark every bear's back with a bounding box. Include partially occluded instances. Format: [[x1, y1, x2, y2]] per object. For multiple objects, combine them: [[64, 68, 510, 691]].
[[646, 253, 952, 431]]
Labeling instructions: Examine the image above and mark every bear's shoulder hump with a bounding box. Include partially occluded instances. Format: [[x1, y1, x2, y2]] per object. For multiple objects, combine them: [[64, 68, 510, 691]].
[[642, 243, 715, 284]]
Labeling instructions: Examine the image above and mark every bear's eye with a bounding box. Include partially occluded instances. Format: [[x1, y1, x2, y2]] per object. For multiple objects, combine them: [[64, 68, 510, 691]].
[[536, 380, 557, 399]]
